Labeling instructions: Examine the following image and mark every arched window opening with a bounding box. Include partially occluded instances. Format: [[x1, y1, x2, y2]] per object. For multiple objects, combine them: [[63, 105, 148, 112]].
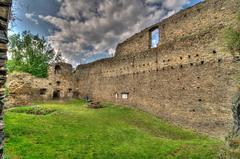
[[54, 65, 61, 74]]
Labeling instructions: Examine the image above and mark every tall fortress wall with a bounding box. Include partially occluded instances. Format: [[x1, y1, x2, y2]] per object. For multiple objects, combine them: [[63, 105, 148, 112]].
[[74, 0, 240, 137]]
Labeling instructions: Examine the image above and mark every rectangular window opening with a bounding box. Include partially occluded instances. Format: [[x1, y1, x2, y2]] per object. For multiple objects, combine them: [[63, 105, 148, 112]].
[[40, 89, 47, 95], [121, 93, 129, 99], [150, 28, 160, 48]]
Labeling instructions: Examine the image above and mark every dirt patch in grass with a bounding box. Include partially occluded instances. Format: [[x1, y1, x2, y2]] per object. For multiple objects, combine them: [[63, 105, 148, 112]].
[[10, 106, 56, 115]]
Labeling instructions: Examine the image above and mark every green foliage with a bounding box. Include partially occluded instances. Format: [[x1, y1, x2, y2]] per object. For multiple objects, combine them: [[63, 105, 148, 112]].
[[4, 86, 9, 97], [225, 28, 240, 55], [7, 31, 55, 78], [4, 100, 222, 159], [225, 11, 240, 55]]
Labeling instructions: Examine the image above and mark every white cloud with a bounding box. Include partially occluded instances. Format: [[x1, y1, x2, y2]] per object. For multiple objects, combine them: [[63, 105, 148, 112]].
[[40, 0, 190, 66], [163, 0, 191, 9], [25, 13, 39, 25]]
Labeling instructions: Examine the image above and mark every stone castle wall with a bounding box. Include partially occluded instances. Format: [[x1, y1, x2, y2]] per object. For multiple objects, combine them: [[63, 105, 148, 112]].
[[74, 0, 240, 138], [6, 0, 240, 138]]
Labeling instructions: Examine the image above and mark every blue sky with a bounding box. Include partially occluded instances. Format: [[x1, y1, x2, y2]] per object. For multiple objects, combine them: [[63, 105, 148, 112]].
[[10, 0, 202, 66]]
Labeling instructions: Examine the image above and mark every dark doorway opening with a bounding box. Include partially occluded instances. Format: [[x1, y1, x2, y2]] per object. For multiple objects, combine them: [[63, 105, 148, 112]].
[[73, 91, 79, 98], [53, 90, 60, 99]]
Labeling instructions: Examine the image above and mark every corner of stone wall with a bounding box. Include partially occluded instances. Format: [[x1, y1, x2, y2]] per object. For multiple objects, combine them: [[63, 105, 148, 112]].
[[0, 0, 12, 158], [222, 91, 240, 158]]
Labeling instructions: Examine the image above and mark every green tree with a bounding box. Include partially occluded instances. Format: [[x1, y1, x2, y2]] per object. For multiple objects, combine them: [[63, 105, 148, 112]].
[[7, 31, 55, 78]]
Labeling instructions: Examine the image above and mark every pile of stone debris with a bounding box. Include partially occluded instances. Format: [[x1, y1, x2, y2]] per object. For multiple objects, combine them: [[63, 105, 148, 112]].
[[84, 96, 104, 109], [88, 101, 104, 109]]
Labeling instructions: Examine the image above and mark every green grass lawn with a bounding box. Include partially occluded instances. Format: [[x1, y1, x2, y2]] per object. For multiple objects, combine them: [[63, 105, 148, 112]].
[[4, 100, 223, 159]]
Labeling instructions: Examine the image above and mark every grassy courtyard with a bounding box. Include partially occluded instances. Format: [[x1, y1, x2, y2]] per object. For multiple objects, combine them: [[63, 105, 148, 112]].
[[4, 100, 222, 159]]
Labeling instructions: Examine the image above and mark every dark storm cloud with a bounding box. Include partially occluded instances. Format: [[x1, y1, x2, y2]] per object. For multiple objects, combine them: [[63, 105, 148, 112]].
[[40, 0, 190, 66]]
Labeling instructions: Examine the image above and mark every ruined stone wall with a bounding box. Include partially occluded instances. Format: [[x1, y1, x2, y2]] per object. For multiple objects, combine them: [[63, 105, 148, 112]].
[[6, 0, 240, 139], [48, 63, 75, 98], [75, 0, 240, 138], [7, 73, 35, 106], [6, 63, 75, 107]]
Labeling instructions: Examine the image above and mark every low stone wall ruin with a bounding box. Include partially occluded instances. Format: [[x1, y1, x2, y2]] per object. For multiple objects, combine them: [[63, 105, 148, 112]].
[[6, 63, 76, 107]]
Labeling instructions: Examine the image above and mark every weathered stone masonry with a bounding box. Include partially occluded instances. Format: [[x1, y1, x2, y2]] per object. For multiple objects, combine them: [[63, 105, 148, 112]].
[[74, 0, 240, 138], [0, 0, 11, 158], [6, 0, 240, 139], [6, 63, 76, 106]]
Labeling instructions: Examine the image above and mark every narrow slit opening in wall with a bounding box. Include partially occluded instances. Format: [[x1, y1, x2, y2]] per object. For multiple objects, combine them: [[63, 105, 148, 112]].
[[150, 28, 160, 48], [237, 104, 240, 127], [115, 93, 118, 99]]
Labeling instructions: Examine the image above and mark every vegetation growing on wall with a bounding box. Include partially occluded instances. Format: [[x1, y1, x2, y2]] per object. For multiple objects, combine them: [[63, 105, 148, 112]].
[[223, 10, 240, 159], [7, 31, 55, 78], [225, 12, 240, 55]]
